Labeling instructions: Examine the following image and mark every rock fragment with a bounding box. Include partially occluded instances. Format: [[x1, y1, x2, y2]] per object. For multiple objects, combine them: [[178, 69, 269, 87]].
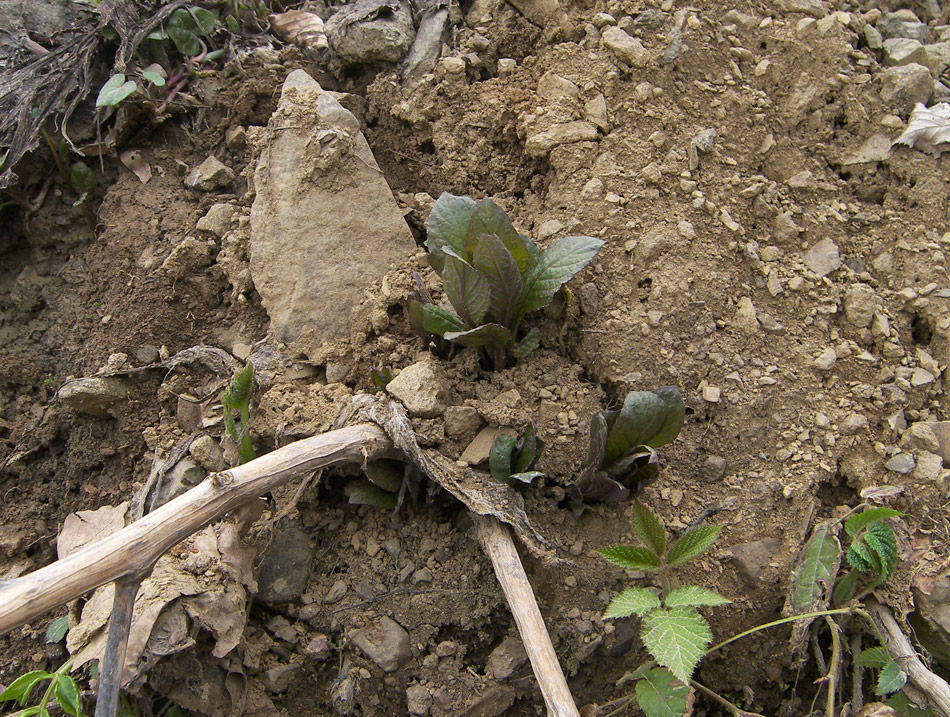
[[385, 361, 448, 418], [350, 616, 411, 672], [880, 64, 933, 114], [256, 525, 313, 604], [885, 452, 916, 474], [58, 377, 132, 418], [325, 0, 415, 64], [184, 156, 234, 190], [601, 27, 651, 67], [843, 283, 878, 328], [802, 238, 841, 276]]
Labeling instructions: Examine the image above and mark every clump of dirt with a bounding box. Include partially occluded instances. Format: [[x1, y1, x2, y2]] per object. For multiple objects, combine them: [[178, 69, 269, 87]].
[[3, 0, 950, 715]]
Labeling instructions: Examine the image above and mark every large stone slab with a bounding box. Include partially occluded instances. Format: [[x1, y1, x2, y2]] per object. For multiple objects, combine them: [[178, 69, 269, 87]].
[[250, 70, 415, 359]]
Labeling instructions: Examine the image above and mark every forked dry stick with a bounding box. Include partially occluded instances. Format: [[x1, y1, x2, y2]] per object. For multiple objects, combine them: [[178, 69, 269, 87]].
[[0, 408, 579, 715]]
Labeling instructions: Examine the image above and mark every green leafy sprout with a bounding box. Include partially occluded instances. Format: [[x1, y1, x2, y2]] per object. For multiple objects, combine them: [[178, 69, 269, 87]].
[[568, 387, 684, 510], [0, 659, 83, 717], [221, 363, 255, 465], [411, 193, 604, 370], [489, 422, 544, 488]]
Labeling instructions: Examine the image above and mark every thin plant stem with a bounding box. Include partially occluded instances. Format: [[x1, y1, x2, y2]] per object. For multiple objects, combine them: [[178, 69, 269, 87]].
[[823, 615, 841, 717], [690, 679, 765, 717], [705, 608, 852, 655]]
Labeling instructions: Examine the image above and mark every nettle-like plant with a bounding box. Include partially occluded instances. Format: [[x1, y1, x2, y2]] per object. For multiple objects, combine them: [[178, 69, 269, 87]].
[[221, 363, 256, 465], [600, 503, 727, 716], [568, 387, 684, 510], [410, 193, 604, 370]]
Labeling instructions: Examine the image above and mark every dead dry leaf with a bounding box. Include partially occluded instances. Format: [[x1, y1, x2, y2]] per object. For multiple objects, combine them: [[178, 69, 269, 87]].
[[268, 10, 328, 51], [894, 102, 950, 156], [120, 149, 152, 183]]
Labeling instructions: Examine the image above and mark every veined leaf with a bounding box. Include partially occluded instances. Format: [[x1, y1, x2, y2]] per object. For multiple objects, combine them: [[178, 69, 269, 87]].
[[604, 587, 661, 618], [53, 675, 82, 717], [667, 525, 721, 567], [641, 606, 712, 684], [844, 508, 903, 538], [443, 323, 511, 349], [792, 525, 841, 611], [466, 199, 529, 272], [855, 645, 892, 669], [605, 388, 685, 465], [513, 326, 540, 359], [421, 303, 466, 335], [0, 672, 52, 705], [877, 661, 907, 695], [633, 502, 667, 558], [848, 539, 876, 573], [634, 668, 689, 717], [599, 544, 661, 571], [489, 433, 517, 484], [364, 460, 404, 493], [517, 235, 604, 317], [426, 192, 477, 272], [832, 569, 859, 606], [45, 616, 69, 643], [472, 233, 523, 326], [863, 521, 898, 579], [665, 586, 731, 609], [442, 250, 490, 327], [165, 7, 216, 56], [513, 422, 540, 474], [96, 74, 138, 107]]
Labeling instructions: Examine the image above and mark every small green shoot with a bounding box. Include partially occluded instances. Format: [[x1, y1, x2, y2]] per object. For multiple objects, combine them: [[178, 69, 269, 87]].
[[221, 363, 255, 465], [0, 659, 82, 717], [411, 193, 603, 370], [369, 367, 393, 393], [489, 422, 544, 488], [347, 459, 423, 516], [600, 503, 726, 716], [568, 387, 684, 509]]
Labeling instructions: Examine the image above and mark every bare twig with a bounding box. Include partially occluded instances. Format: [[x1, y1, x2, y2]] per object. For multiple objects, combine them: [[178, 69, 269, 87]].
[[473, 515, 579, 717], [94, 575, 144, 717], [864, 598, 950, 716]]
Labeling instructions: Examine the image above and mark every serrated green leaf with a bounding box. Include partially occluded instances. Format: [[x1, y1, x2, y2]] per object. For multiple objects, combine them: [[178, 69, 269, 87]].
[[426, 192, 477, 272], [791, 526, 841, 611], [513, 326, 540, 359], [96, 74, 138, 107], [604, 587, 662, 618], [348, 481, 397, 509], [599, 544, 662, 571], [864, 521, 898, 579], [421, 303, 466, 336], [665, 586, 731, 609], [466, 199, 529, 272], [635, 667, 689, 717], [633, 503, 666, 558], [472, 233, 523, 327], [848, 540, 875, 573], [54, 675, 82, 717], [517, 235, 603, 317], [877, 661, 907, 695], [885, 690, 933, 716], [667, 525, 721, 567], [364, 460, 404, 493], [855, 645, 892, 669], [489, 433, 516, 483], [442, 250, 490, 327], [0, 672, 52, 705], [605, 388, 685, 465], [845, 508, 903, 538], [443, 323, 511, 349], [641, 606, 712, 684], [46, 616, 69, 643]]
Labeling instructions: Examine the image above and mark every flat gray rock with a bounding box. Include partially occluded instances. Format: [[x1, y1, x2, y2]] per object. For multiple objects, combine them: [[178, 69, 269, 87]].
[[250, 70, 415, 360], [350, 616, 411, 672]]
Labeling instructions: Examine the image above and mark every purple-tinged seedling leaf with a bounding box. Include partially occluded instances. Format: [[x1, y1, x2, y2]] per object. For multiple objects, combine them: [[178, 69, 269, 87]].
[[605, 388, 684, 466], [426, 192, 477, 273], [465, 199, 530, 271], [489, 433, 517, 484], [421, 303, 465, 335], [513, 326, 540, 359], [443, 249, 490, 328], [443, 323, 511, 348], [472, 233, 523, 326], [517, 235, 604, 316]]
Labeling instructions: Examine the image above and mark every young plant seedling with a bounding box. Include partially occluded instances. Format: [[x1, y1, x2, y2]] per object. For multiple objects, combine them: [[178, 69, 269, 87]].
[[568, 387, 684, 510], [600, 503, 727, 717], [410, 193, 604, 370], [489, 422, 544, 488], [221, 363, 256, 465], [0, 658, 83, 717]]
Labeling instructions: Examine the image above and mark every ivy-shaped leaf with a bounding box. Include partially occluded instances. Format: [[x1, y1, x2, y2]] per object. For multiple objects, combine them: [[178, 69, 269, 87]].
[[641, 606, 712, 684], [791, 525, 841, 612], [599, 545, 662, 571], [666, 525, 721, 567], [604, 587, 661, 618], [633, 502, 667, 558], [634, 667, 688, 717], [96, 74, 138, 107], [665, 586, 731, 609]]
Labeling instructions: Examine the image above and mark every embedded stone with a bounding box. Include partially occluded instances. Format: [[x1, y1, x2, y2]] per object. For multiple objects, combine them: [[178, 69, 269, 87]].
[[385, 361, 448, 417]]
